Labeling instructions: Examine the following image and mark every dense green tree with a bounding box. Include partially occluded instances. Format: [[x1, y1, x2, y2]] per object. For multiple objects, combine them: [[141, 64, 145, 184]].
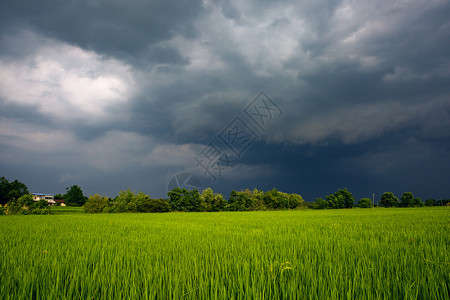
[[4, 194, 50, 215], [0, 177, 29, 205], [288, 193, 304, 209], [400, 192, 414, 207], [413, 197, 424, 207], [263, 189, 280, 209], [200, 188, 227, 212], [335, 188, 355, 208], [399, 192, 424, 207], [380, 192, 399, 207], [167, 188, 203, 212], [17, 194, 34, 208], [326, 194, 343, 209], [137, 197, 170, 213], [358, 198, 372, 208], [83, 194, 109, 213], [64, 185, 86, 206], [228, 190, 251, 211], [322, 188, 354, 209], [104, 190, 170, 213], [425, 199, 437, 206], [250, 189, 266, 210], [314, 197, 328, 209], [263, 188, 294, 209]]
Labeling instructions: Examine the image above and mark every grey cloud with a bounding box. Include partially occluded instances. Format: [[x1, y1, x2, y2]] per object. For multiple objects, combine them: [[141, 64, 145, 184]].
[[0, 0, 203, 67], [1, 0, 449, 199]]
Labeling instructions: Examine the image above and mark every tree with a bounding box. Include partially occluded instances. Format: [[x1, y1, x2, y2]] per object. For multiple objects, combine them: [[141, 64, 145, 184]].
[[425, 199, 437, 207], [4, 194, 51, 215], [326, 194, 343, 209], [314, 197, 328, 209], [136, 197, 170, 213], [400, 192, 414, 207], [200, 188, 227, 212], [17, 194, 34, 208], [0, 177, 29, 205], [380, 192, 399, 207], [250, 189, 266, 211], [64, 185, 86, 206], [399, 192, 424, 207], [167, 188, 203, 212], [413, 197, 424, 207], [358, 198, 372, 208], [83, 194, 109, 213], [264, 189, 286, 209], [335, 188, 355, 208], [228, 190, 251, 211]]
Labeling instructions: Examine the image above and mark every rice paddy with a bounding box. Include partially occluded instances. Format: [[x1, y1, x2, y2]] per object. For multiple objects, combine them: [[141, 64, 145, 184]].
[[0, 208, 448, 299]]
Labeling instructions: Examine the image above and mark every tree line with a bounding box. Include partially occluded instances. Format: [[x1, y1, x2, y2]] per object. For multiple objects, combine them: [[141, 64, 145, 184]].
[[307, 190, 447, 209], [1, 176, 449, 215], [82, 188, 305, 213]]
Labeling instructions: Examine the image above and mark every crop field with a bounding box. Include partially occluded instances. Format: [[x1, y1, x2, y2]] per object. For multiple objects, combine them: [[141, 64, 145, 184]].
[[0, 208, 448, 299]]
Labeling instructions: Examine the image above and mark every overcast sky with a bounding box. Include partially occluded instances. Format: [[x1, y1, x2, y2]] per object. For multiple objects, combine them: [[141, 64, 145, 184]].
[[1, 0, 449, 202]]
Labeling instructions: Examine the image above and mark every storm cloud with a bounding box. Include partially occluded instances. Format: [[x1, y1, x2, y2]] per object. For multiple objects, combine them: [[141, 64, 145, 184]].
[[1, 0, 449, 201]]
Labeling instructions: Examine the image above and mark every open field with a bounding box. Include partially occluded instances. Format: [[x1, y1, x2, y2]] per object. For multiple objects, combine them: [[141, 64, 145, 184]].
[[0, 208, 448, 299], [50, 206, 85, 214]]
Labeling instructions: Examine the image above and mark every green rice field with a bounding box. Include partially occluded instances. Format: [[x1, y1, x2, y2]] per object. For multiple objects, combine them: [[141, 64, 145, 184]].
[[0, 208, 448, 299]]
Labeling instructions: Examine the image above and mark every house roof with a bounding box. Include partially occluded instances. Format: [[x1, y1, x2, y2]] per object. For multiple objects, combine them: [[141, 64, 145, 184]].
[[32, 193, 54, 196]]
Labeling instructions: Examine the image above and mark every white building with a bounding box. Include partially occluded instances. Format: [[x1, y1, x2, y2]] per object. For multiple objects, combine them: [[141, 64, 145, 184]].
[[32, 193, 56, 205]]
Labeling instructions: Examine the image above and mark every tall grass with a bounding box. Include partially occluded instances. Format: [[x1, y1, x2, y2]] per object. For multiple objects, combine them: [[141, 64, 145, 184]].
[[0, 208, 448, 299]]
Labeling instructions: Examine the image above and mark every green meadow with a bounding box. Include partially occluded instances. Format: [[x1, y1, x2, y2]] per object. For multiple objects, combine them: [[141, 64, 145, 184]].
[[0, 208, 448, 299]]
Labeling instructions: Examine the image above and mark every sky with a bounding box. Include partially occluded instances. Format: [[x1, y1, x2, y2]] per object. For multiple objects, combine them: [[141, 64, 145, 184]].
[[1, 0, 449, 202]]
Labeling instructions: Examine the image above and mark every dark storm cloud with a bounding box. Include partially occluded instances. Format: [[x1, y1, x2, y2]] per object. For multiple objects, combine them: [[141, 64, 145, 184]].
[[1, 0, 449, 200], [0, 0, 202, 67]]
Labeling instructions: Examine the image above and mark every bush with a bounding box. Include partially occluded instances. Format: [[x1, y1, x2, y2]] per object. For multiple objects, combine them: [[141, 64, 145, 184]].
[[200, 188, 227, 212], [314, 198, 328, 209], [358, 198, 372, 208], [137, 198, 170, 213], [380, 192, 399, 207], [83, 194, 109, 213]]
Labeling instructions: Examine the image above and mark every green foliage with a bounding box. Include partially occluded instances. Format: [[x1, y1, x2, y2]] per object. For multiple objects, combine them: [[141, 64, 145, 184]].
[[335, 188, 355, 208], [105, 190, 171, 213], [17, 194, 35, 208], [227, 188, 304, 211], [228, 190, 252, 211], [314, 198, 328, 209], [288, 193, 304, 209], [167, 188, 202, 212], [83, 194, 109, 213], [138, 197, 171, 213], [326, 194, 345, 209], [3, 197, 52, 215], [200, 188, 227, 212], [400, 192, 414, 207], [399, 192, 424, 207], [380, 192, 399, 207], [64, 185, 86, 206], [358, 198, 372, 208], [313, 188, 355, 209], [0, 177, 29, 205], [425, 199, 436, 206]]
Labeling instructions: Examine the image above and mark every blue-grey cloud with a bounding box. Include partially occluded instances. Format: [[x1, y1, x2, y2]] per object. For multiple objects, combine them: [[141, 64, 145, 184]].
[[1, 0, 449, 200]]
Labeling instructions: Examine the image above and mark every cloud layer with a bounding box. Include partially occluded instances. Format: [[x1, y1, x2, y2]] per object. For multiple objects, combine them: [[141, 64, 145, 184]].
[[1, 0, 449, 200]]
